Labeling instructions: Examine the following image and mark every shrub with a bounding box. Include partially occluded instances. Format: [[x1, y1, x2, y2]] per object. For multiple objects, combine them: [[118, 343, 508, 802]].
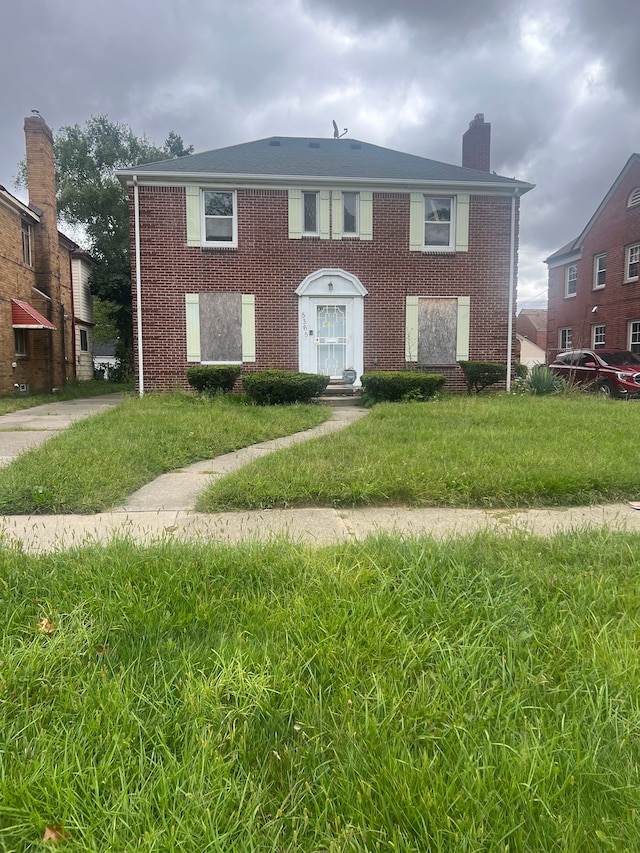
[[458, 361, 507, 394], [514, 360, 528, 379], [361, 371, 446, 403], [242, 370, 329, 405], [526, 364, 566, 395], [186, 365, 242, 395]]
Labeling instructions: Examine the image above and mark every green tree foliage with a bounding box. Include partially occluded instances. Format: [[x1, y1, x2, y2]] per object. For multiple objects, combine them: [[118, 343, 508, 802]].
[[19, 116, 192, 366]]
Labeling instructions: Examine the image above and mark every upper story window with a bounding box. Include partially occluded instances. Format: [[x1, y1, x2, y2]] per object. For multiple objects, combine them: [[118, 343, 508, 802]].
[[625, 243, 639, 282], [565, 264, 577, 297], [424, 197, 455, 249], [202, 190, 237, 246], [303, 192, 319, 235], [593, 254, 606, 289], [342, 192, 359, 236], [21, 220, 32, 266]]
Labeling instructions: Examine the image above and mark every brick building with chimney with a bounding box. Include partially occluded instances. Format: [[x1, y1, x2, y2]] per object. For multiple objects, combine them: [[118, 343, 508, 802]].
[[117, 115, 533, 393], [0, 116, 75, 394]]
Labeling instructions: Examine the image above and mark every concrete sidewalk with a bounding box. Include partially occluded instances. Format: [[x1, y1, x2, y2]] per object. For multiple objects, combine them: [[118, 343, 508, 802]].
[[0, 393, 126, 466], [2, 395, 640, 553]]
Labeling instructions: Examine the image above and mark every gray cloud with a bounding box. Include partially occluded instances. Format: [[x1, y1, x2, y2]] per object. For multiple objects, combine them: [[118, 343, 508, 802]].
[[1, 0, 638, 308]]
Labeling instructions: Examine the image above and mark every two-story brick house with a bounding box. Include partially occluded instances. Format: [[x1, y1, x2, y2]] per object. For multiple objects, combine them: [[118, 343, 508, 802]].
[[0, 116, 75, 395], [117, 115, 533, 393], [546, 153, 640, 359]]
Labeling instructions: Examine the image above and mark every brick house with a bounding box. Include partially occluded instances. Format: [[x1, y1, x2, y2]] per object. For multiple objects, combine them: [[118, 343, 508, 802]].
[[117, 114, 533, 393], [0, 116, 75, 395], [546, 153, 640, 359], [516, 308, 547, 366]]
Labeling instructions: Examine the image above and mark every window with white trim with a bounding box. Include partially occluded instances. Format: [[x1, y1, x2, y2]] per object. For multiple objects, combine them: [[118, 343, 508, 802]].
[[565, 264, 577, 297], [342, 192, 359, 236], [559, 327, 572, 350], [424, 197, 455, 248], [21, 220, 31, 266], [303, 192, 319, 235], [202, 190, 237, 246], [591, 324, 605, 348], [593, 254, 606, 289], [80, 329, 89, 352], [628, 188, 640, 208], [15, 328, 27, 356], [629, 320, 640, 355], [625, 243, 639, 282]]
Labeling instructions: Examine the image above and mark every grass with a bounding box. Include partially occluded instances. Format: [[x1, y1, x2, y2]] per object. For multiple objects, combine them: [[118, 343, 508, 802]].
[[0, 380, 133, 415], [0, 393, 329, 514], [197, 394, 640, 511], [1, 531, 639, 851]]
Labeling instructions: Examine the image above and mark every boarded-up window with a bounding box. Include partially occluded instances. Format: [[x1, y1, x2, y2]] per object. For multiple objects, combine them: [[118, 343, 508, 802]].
[[186, 293, 255, 363], [200, 293, 242, 362], [418, 298, 458, 364]]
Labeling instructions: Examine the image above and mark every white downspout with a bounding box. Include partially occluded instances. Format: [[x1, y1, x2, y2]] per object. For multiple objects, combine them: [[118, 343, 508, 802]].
[[133, 175, 144, 396], [506, 191, 518, 393]]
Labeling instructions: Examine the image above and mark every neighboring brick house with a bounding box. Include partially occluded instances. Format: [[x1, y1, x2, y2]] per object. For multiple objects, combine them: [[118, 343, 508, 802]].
[[117, 114, 533, 393], [516, 308, 547, 366], [0, 116, 75, 394], [546, 153, 640, 359]]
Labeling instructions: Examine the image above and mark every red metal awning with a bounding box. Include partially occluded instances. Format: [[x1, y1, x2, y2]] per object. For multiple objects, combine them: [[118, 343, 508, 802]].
[[11, 299, 55, 330]]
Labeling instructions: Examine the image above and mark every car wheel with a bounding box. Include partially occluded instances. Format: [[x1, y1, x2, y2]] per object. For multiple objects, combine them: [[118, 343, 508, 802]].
[[599, 380, 614, 398]]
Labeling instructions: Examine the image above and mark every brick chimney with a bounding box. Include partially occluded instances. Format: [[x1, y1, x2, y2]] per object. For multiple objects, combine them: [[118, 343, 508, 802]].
[[462, 113, 491, 172], [24, 114, 71, 388]]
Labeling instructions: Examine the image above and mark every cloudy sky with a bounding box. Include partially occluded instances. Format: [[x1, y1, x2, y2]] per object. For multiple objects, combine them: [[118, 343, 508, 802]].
[[2, 0, 639, 309]]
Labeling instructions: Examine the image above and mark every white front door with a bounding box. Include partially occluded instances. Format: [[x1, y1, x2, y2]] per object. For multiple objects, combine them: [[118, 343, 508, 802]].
[[296, 269, 367, 384], [315, 301, 349, 377]]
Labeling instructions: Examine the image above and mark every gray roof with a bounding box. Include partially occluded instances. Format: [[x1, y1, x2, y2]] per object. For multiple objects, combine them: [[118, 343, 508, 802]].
[[119, 136, 533, 191]]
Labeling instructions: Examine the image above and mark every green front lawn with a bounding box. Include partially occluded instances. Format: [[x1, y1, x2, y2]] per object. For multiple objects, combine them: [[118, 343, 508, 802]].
[[0, 393, 329, 514], [197, 395, 640, 510], [1, 532, 639, 851]]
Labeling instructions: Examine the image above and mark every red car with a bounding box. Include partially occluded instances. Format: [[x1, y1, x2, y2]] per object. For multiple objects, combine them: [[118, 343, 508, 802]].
[[549, 349, 640, 398]]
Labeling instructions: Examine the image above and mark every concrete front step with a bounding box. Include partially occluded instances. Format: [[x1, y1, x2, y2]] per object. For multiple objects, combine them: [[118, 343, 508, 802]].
[[317, 380, 362, 407]]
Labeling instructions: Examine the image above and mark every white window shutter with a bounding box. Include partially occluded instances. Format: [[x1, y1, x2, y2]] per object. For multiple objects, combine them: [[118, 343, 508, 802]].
[[241, 294, 256, 362], [409, 193, 424, 251], [185, 293, 200, 361], [405, 296, 419, 362], [456, 296, 470, 360], [185, 186, 201, 247], [360, 191, 373, 240], [331, 190, 342, 239], [455, 194, 469, 252], [288, 189, 302, 239], [319, 190, 330, 240]]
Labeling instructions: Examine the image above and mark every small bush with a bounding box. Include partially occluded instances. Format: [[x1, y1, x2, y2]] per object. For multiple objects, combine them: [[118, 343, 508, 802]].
[[526, 364, 566, 395], [186, 365, 242, 395], [361, 371, 446, 403], [458, 361, 507, 394], [242, 370, 329, 405], [514, 361, 528, 379]]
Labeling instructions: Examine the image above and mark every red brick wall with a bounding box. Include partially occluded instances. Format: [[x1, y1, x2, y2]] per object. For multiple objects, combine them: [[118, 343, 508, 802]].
[[131, 185, 520, 393], [547, 160, 640, 358]]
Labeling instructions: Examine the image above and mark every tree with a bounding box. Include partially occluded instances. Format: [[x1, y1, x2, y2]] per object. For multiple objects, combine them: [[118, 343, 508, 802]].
[[20, 117, 193, 366]]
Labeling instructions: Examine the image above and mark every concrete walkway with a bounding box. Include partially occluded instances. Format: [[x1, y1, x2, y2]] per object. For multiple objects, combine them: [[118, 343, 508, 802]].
[[2, 395, 640, 553]]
